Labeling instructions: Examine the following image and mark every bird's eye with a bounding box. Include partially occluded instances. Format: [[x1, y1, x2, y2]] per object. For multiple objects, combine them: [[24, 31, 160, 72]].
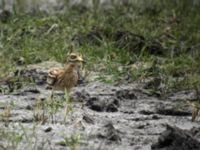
[[70, 55, 77, 59]]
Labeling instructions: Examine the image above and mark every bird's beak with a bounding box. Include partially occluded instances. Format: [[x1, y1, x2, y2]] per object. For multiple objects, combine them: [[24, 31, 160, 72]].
[[77, 56, 84, 62]]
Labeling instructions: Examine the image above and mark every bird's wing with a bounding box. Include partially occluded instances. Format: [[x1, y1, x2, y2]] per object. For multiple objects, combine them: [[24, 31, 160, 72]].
[[47, 68, 65, 85]]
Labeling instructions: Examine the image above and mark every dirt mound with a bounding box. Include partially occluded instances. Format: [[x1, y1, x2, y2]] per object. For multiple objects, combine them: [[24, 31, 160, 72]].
[[152, 125, 200, 150]]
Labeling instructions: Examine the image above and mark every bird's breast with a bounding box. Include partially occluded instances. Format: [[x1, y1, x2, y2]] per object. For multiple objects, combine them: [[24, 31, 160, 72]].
[[54, 70, 78, 91]]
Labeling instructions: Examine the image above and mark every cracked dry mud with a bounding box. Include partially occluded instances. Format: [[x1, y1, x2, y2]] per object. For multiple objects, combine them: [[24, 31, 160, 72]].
[[0, 61, 200, 150]]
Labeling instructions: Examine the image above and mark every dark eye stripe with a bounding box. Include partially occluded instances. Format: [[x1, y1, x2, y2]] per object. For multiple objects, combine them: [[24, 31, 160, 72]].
[[70, 55, 77, 59]]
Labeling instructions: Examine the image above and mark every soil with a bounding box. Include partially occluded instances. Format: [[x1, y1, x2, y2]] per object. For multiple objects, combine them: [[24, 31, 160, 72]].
[[0, 61, 200, 150]]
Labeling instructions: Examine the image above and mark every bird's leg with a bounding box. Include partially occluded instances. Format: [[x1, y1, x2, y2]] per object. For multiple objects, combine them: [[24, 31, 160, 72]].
[[64, 89, 70, 101], [52, 114, 54, 124], [51, 90, 56, 123], [50, 89, 56, 124], [63, 89, 72, 122], [50, 89, 54, 100]]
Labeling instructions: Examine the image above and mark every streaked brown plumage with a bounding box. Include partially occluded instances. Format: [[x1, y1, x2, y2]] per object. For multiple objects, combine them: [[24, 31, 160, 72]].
[[47, 53, 84, 92]]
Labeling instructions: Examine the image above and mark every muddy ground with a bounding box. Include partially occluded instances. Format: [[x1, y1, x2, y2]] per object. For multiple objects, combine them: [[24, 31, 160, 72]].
[[0, 61, 200, 150]]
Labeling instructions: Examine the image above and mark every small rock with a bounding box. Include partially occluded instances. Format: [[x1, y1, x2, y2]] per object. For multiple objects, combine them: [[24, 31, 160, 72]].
[[44, 127, 52, 132]]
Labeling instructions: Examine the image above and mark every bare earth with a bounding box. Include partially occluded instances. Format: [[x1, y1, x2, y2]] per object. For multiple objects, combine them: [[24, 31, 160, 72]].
[[0, 61, 200, 150]]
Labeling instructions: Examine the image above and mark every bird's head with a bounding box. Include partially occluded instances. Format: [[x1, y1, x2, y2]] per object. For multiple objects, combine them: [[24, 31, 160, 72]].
[[65, 53, 86, 66], [68, 53, 84, 62]]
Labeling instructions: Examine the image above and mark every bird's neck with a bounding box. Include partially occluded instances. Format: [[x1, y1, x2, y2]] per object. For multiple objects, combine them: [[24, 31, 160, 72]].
[[64, 62, 77, 72]]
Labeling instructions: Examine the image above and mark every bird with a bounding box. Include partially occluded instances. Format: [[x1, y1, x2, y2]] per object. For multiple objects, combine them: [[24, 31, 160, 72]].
[[47, 53, 85, 96]]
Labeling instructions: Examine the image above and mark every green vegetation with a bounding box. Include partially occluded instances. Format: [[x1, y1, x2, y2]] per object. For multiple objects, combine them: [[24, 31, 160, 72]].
[[57, 132, 81, 150], [0, 123, 40, 150], [0, 0, 200, 93], [33, 90, 73, 124], [0, 127, 23, 149]]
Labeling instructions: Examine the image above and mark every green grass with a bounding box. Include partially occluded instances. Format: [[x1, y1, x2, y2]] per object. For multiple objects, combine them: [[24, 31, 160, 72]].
[[33, 90, 73, 124], [0, 0, 200, 93]]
